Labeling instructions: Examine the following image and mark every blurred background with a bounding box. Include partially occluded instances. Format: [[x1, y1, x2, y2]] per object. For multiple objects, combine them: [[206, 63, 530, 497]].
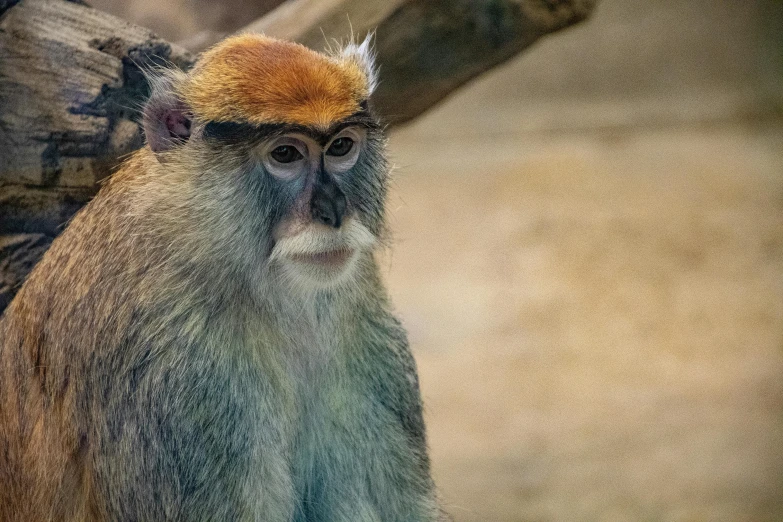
[[88, 0, 783, 519]]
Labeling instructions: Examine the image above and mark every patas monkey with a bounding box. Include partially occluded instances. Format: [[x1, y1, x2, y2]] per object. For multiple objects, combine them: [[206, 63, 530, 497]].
[[0, 34, 447, 521]]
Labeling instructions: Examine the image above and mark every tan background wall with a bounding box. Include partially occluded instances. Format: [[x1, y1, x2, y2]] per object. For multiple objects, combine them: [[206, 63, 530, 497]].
[[385, 1, 783, 519]]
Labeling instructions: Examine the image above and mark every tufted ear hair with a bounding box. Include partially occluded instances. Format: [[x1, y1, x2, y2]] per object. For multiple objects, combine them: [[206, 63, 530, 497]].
[[340, 32, 378, 95], [142, 68, 192, 155]]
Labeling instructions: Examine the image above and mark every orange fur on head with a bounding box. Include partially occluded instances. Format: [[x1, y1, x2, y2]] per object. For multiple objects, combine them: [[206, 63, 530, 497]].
[[182, 34, 371, 128]]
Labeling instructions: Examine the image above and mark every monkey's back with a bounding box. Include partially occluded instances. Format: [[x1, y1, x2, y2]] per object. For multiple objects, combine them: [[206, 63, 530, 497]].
[[0, 157, 157, 520]]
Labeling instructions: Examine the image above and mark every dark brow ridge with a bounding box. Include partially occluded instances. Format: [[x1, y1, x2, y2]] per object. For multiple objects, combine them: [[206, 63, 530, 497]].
[[202, 110, 378, 145]]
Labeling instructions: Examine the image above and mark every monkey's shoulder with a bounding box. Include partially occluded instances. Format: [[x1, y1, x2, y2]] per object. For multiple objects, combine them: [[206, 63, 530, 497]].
[[338, 308, 427, 440]]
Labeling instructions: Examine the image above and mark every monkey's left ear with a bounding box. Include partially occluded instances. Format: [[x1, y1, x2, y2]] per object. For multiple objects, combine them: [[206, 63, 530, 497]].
[[341, 33, 378, 95], [142, 69, 193, 156]]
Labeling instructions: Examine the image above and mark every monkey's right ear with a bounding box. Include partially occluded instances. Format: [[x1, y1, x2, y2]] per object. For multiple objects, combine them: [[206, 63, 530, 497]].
[[142, 70, 192, 155]]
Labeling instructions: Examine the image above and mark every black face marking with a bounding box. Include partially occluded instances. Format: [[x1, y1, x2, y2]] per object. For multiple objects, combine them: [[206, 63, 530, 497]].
[[310, 159, 347, 229], [203, 121, 286, 144], [201, 108, 379, 147], [200, 104, 386, 241]]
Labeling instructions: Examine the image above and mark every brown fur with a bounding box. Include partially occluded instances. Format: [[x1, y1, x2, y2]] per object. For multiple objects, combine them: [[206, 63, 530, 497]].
[[0, 155, 154, 520], [183, 34, 370, 127]]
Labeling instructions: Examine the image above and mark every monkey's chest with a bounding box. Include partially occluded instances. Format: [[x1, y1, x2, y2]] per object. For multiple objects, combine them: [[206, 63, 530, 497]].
[[121, 316, 421, 520], [224, 317, 420, 518], [285, 367, 409, 518], [253, 339, 408, 513]]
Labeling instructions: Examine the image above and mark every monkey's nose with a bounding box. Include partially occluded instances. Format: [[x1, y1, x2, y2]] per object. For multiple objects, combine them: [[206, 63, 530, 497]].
[[311, 183, 346, 229]]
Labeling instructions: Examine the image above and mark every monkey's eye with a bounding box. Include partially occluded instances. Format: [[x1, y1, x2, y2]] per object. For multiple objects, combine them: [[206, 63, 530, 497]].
[[270, 145, 304, 164], [261, 137, 309, 180], [323, 129, 363, 174], [326, 137, 354, 157]]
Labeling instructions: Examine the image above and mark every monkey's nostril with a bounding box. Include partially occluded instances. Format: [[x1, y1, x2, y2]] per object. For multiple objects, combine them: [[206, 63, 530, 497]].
[[311, 181, 346, 229], [312, 203, 341, 228], [318, 211, 334, 226]]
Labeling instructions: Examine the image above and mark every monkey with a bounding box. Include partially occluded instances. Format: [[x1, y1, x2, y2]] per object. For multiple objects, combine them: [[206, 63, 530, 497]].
[[0, 34, 449, 521]]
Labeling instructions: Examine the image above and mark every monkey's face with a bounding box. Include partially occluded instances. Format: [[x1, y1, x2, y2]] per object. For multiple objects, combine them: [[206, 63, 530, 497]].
[[142, 34, 386, 292], [194, 115, 387, 290], [262, 126, 382, 287]]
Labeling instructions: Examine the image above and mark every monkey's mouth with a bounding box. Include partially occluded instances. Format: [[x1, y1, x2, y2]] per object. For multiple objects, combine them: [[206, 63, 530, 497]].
[[289, 248, 354, 267], [270, 220, 375, 285]]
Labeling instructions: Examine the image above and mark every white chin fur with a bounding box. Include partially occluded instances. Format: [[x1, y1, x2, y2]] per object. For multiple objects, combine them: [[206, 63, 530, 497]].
[[270, 219, 376, 290]]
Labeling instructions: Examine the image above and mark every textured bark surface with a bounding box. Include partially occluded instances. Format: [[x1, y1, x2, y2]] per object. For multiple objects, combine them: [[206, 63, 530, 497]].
[[0, 0, 193, 311], [0, 0, 193, 189]]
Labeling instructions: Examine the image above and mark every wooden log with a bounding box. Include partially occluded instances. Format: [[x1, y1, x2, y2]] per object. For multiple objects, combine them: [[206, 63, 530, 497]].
[[85, 0, 288, 46], [0, 0, 193, 311], [0, 0, 193, 191]]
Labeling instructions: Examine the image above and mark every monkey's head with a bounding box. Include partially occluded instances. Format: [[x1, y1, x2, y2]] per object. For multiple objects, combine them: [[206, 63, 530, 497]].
[[141, 34, 386, 292]]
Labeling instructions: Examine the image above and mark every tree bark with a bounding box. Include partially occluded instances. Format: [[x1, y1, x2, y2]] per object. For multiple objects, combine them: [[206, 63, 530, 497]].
[[0, 0, 193, 309]]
